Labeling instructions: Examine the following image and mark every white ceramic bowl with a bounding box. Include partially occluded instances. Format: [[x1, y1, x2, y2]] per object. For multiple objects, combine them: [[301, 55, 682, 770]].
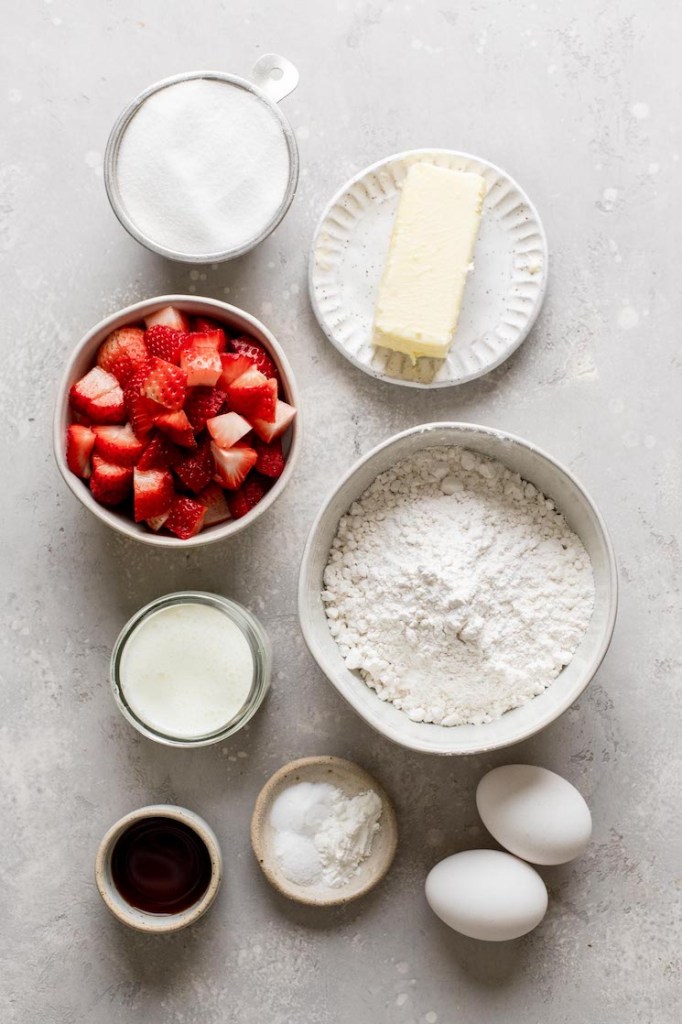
[[298, 423, 618, 755], [53, 295, 301, 547]]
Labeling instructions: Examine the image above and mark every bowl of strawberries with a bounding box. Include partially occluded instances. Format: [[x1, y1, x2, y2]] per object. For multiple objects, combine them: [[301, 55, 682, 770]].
[[54, 296, 300, 545]]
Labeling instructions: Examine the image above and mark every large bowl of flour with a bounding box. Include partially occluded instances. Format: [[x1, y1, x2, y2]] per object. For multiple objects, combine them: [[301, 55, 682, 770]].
[[299, 423, 617, 755]]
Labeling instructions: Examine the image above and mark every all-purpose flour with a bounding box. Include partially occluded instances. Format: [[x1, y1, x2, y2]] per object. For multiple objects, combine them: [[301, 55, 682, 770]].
[[322, 446, 595, 726]]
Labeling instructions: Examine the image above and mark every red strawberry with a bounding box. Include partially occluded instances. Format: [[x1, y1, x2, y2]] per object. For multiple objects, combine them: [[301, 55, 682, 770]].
[[165, 496, 206, 539], [174, 440, 214, 494], [193, 316, 224, 334], [153, 409, 196, 448], [65, 424, 95, 478], [137, 432, 182, 470], [140, 358, 187, 410], [123, 363, 160, 439], [96, 327, 149, 386], [182, 329, 227, 354], [70, 367, 125, 424], [227, 474, 269, 519], [227, 368, 277, 421], [196, 482, 231, 526], [146, 510, 171, 531], [184, 386, 226, 431], [144, 306, 189, 332], [251, 400, 297, 443], [207, 411, 251, 449], [211, 442, 257, 490], [92, 423, 145, 467], [90, 456, 133, 506], [230, 336, 278, 379], [133, 467, 174, 522], [217, 352, 253, 389], [254, 437, 285, 479], [180, 342, 222, 387], [144, 324, 186, 365]]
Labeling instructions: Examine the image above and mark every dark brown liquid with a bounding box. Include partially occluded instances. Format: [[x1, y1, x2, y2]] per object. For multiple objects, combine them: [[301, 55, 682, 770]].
[[111, 817, 212, 914]]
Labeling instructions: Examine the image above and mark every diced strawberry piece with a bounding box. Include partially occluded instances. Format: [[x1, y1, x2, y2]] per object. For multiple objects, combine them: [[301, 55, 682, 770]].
[[153, 409, 196, 448], [146, 510, 170, 531], [65, 424, 95, 478], [230, 335, 278, 380], [165, 496, 206, 539], [123, 362, 158, 439], [96, 327, 149, 386], [226, 474, 269, 519], [196, 482, 231, 526], [90, 456, 133, 506], [251, 400, 297, 443], [174, 439, 214, 494], [137, 432, 182, 470], [184, 386, 227, 431], [70, 367, 125, 424], [144, 324, 186, 365], [144, 306, 190, 333], [211, 442, 257, 490], [140, 358, 187, 410], [180, 343, 222, 387], [217, 352, 254, 389], [254, 436, 285, 479], [133, 467, 174, 522], [92, 423, 145, 467], [87, 388, 126, 424], [193, 316, 224, 334], [207, 411, 251, 449], [182, 329, 227, 354], [226, 368, 277, 421]]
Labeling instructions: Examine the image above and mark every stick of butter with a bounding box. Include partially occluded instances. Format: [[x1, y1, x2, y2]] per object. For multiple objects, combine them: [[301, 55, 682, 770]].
[[372, 162, 486, 362]]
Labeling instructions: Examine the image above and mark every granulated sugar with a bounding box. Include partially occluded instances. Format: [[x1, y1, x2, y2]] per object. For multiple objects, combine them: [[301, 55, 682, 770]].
[[116, 78, 291, 256], [322, 446, 595, 726]]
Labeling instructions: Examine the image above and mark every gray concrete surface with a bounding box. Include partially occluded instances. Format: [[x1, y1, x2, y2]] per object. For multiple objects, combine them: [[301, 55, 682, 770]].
[[1, 1, 680, 1021]]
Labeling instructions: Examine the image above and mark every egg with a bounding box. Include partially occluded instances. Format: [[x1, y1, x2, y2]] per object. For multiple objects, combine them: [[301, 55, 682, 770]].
[[476, 764, 592, 866], [425, 850, 548, 941]]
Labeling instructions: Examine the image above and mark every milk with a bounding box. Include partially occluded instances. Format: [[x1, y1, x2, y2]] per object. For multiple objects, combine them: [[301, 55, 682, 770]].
[[120, 602, 254, 739]]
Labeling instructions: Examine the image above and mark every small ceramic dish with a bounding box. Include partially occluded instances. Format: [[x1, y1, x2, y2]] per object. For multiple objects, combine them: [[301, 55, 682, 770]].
[[309, 149, 547, 388], [53, 294, 301, 548], [298, 423, 618, 755], [95, 804, 222, 933], [250, 756, 398, 906]]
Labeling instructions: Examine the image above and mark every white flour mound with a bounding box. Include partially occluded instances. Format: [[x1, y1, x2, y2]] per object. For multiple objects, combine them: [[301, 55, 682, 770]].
[[322, 446, 595, 726]]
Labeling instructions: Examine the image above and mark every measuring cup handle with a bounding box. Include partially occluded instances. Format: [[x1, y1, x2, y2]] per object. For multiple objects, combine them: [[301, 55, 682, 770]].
[[250, 54, 299, 103]]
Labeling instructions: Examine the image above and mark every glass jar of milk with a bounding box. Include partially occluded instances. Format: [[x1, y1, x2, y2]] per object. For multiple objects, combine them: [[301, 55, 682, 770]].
[[110, 592, 271, 747]]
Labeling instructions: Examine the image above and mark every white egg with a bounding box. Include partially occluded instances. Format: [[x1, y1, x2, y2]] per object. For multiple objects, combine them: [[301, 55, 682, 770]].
[[476, 764, 592, 866], [425, 850, 548, 941]]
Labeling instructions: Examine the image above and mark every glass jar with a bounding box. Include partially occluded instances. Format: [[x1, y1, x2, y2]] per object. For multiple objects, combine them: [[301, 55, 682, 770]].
[[110, 591, 271, 747]]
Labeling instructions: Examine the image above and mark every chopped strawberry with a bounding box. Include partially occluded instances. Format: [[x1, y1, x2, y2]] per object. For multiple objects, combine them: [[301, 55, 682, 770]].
[[184, 386, 226, 431], [180, 342, 222, 387], [211, 442, 257, 490], [254, 436, 285, 479], [227, 368, 277, 421], [207, 411, 251, 449], [144, 324, 186, 365], [153, 409, 196, 448], [96, 327, 148, 386], [65, 424, 95, 478], [133, 467, 174, 522], [174, 439, 214, 494], [182, 329, 227, 354], [137, 432, 182, 470], [217, 352, 254, 389], [140, 358, 187, 410], [123, 363, 160, 439], [193, 316, 224, 334], [144, 306, 189, 333], [251, 400, 297, 443], [196, 482, 231, 526], [146, 510, 170, 531], [70, 367, 125, 424], [92, 423, 145, 467], [165, 496, 206, 539], [90, 456, 133, 506], [230, 335, 278, 380], [227, 474, 269, 519]]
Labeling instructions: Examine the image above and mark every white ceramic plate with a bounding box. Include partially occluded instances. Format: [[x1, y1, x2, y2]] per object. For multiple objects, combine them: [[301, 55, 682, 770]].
[[309, 149, 548, 389]]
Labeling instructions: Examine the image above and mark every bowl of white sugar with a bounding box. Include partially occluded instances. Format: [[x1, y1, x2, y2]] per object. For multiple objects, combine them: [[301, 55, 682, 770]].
[[104, 55, 299, 262], [298, 423, 618, 755]]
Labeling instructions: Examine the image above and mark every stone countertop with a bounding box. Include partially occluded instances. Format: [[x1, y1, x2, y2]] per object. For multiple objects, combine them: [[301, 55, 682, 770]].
[[1, 1, 679, 1022]]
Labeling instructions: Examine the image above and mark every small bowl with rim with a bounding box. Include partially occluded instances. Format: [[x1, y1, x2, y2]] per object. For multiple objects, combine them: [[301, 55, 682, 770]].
[[53, 294, 301, 547]]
